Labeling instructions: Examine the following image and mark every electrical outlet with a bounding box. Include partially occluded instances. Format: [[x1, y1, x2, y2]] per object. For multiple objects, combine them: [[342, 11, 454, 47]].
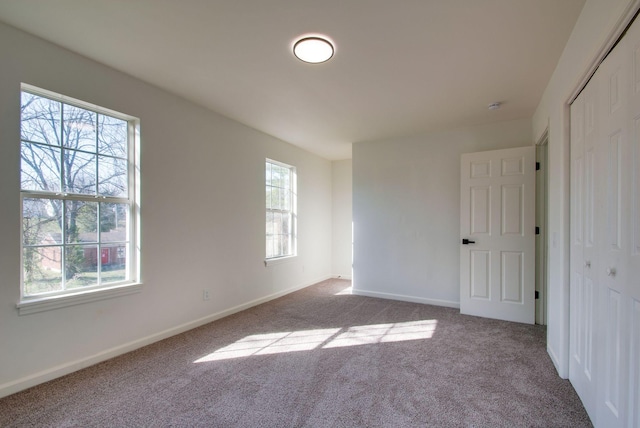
[[203, 290, 210, 301]]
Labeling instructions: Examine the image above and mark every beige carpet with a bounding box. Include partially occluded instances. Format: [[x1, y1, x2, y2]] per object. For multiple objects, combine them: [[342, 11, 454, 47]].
[[0, 279, 591, 427]]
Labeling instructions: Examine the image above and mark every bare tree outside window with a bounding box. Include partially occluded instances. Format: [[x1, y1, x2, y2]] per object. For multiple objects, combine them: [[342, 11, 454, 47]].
[[20, 90, 133, 297]]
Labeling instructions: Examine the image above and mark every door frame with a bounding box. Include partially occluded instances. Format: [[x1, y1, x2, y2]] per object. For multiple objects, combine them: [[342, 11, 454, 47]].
[[535, 133, 548, 325]]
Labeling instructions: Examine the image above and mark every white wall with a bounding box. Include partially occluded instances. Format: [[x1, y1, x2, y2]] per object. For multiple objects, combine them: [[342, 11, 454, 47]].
[[0, 22, 332, 397], [331, 160, 352, 279], [352, 119, 532, 306], [532, 0, 637, 378]]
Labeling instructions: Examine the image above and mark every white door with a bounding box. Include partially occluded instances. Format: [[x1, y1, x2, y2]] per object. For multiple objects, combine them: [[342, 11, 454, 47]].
[[569, 82, 598, 419], [595, 39, 630, 427], [460, 146, 536, 324], [568, 15, 640, 426], [627, 15, 640, 427]]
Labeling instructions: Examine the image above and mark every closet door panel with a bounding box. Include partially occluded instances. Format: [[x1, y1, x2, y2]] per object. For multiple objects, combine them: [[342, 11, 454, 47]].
[[596, 34, 630, 428], [570, 82, 598, 419], [627, 18, 640, 428]]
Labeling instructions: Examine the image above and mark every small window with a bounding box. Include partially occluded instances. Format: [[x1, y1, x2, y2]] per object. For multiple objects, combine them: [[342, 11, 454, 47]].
[[19, 85, 139, 300], [266, 159, 296, 259]]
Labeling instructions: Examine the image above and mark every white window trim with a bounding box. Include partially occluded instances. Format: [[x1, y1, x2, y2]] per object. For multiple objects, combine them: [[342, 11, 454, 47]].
[[264, 255, 297, 267], [16, 282, 143, 315], [17, 84, 141, 313]]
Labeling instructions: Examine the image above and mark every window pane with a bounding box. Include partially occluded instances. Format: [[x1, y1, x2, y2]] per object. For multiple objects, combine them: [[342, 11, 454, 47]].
[[21, 142, 61, 192], [23, 198, 62, 246], [23, 246, 63, 296], [21, 93, 61, 146], [272, 166, 282, 188], [266, 162, 272, 186], [277, 234, 284, 257], [271, 187, 281, 210], [265, 160, 295, 259], [283, 189, 291, 211], [98, 155, 128, 197], [282, 213, 291, 235], [65, 200, 97, 244], [272, 235, 280, 257], [65, 245, 98, 288], [274, 212, 282, 235], [266, 186, 272, 210], [101, 245, 127, 283], [280, 187, 288, 210], [282, 168, 290, 190], [266, 211, 274, 235], [279, 166, 287, 187], [63, 104, 96, 152], [98, 115, 127, 158], [64, 150, 97, 194], [100, 203, 128, 242]]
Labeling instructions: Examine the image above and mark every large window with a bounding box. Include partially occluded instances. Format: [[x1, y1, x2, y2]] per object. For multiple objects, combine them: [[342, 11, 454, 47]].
[[266, 159, 296, 259], [20, 85, 138, 300]]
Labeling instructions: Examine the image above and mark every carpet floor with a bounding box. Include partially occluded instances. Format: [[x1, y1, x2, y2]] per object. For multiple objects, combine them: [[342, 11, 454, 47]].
[[0, 279, 592, 427]]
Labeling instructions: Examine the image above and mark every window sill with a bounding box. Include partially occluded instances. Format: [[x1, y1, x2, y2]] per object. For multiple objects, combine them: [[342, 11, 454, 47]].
[[264, 255, 297, 267], [17, 283, 143, 315]]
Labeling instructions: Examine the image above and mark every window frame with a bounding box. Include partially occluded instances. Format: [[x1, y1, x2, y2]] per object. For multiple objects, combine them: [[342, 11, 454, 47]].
[[17, 84, 141, 314], [265, 158, 297, 263]]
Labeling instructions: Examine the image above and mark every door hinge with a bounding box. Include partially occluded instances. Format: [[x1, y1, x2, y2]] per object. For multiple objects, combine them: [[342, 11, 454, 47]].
[[535, 291, 540, 299], [535, 226, 540, 235], [536, 162, 540, 171]]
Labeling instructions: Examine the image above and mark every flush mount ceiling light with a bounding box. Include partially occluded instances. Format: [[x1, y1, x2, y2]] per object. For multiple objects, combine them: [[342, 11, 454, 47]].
[[293, 36, 334, 64]]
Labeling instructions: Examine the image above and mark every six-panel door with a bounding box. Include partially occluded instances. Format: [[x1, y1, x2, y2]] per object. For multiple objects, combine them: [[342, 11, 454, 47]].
[[460, 146, 535, 324]]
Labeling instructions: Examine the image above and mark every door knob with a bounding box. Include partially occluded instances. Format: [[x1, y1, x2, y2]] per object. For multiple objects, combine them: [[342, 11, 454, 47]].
[[584, 261, 591, 268], [606, 267, 616, 277], [462, 239, 476, 245]]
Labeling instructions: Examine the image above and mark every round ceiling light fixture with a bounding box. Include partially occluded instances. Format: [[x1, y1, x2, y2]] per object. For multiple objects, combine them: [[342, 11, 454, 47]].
[[293, 36, 334, 64]]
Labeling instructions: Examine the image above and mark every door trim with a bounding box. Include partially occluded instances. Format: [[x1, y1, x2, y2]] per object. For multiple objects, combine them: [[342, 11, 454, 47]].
[[535, 139, 548, 325]]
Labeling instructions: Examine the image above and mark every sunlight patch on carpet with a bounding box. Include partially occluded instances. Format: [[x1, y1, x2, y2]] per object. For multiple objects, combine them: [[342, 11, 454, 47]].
[[322, 320, 437, 348], [333, 285, 352, 295], [194, 328, 340, 362], [194, 320, 437, 363]]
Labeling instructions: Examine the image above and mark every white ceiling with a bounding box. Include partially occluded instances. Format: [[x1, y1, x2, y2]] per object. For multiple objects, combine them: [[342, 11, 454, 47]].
[[0, 0, 585, 160]]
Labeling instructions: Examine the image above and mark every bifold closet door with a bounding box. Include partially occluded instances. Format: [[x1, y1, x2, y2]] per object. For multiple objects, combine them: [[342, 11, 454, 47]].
[[569, 79, 598, 421], [569, 15, 640, 427], [595, 35, 631, 427], [619, 17, 640, 428]]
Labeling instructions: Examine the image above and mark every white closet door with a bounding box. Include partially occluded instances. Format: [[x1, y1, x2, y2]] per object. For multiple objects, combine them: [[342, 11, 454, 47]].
[[569, 14, 640, 428], [622, 17, 640, 428], [569, 83, 598, 420], [596, 31, 631, 428]]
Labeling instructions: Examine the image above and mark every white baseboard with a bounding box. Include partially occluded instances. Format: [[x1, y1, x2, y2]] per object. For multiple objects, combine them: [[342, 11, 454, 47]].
[[351, 289, 460, 309], [0, 275, 330, 399], [332, 274, 352, 280], [547, 344, 568, 379]]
